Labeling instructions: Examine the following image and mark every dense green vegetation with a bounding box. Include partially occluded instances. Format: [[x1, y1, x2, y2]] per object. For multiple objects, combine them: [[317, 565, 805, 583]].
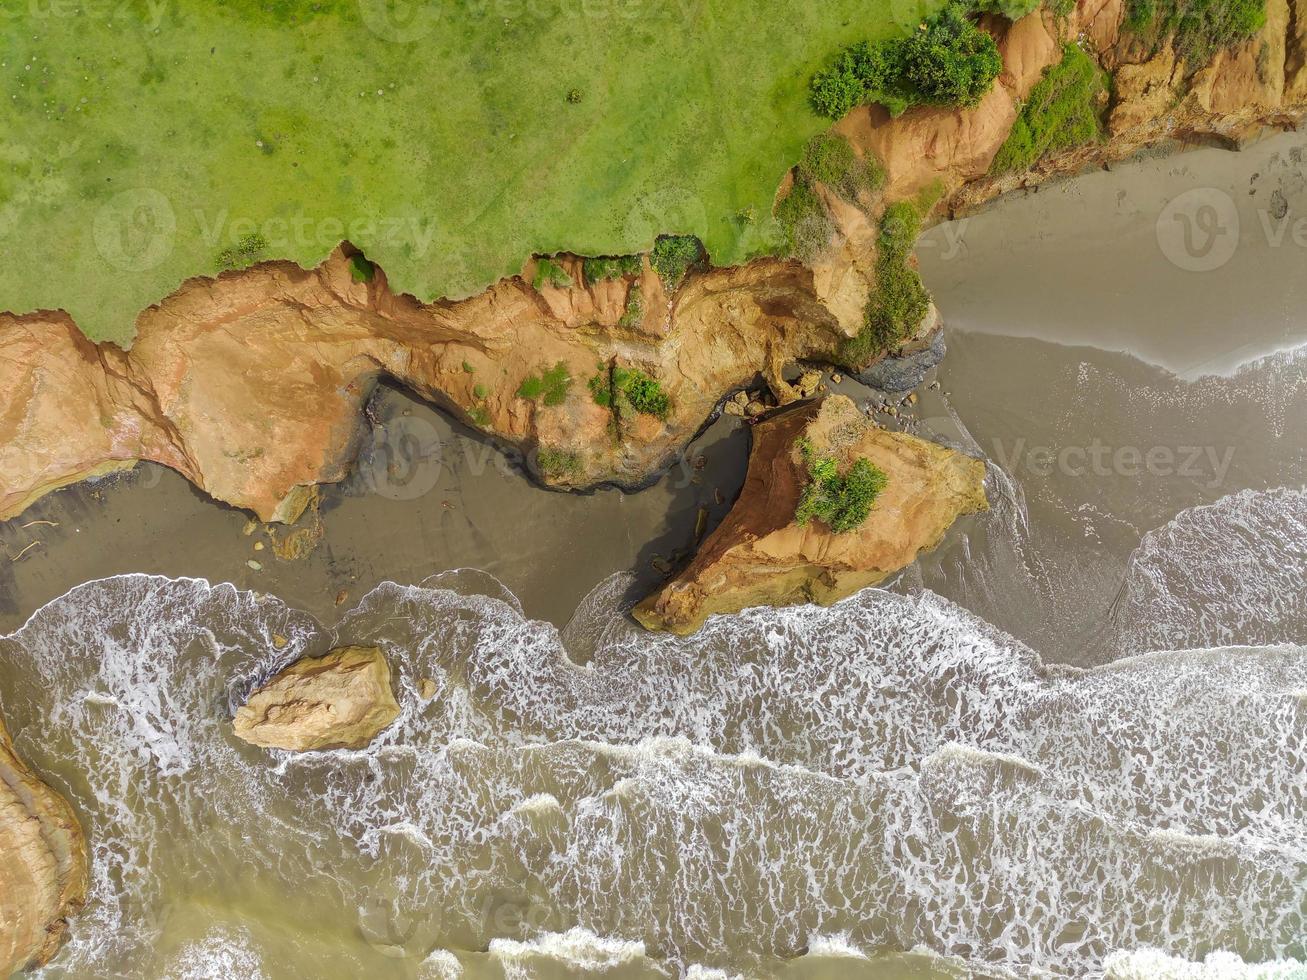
[[532, 258, 573, 291], [619, 287, 645, 328], [798, 133, 885, 200], [839, 201, 930, 367], [811, 2, 1003, 119], [2, 2, 921, 343], [649, 236, 704, 289], [217, 233, 269, 271], [517, 362, 572, 407], [583, 255, 643, 285], [589, 365, 671, 418], [349, 254, 376, 282], [1125, 0, 1266, 61], [536, 447, 582, 479], [778, 132, 886, 260], [776, 182, 836, 262], [974, 0, 1042, 17], [794, 437, 889, 533], [991, 43, 1107, 174]]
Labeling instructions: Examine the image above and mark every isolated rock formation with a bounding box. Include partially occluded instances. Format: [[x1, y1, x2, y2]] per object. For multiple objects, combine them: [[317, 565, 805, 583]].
[[634, 396, 987, 634], [232, 646, 401, 752], [0, 713, 88, 975]]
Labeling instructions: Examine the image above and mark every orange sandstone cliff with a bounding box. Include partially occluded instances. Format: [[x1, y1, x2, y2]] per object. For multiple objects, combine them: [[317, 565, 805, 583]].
[[0, 712, 88, 976]]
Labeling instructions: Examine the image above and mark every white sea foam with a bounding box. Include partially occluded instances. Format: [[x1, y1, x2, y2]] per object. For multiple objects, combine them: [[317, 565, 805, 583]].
[[1113, 487, 1307, 654], [2, 572, 1303, 979]]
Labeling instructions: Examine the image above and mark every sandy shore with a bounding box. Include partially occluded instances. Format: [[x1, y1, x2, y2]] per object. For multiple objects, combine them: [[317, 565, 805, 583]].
[[920, 131, 1307, 379], [0, 386, 750, 634]]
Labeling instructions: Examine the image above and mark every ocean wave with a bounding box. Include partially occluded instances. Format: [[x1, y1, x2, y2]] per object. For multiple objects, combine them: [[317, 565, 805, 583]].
[[2, 573, 1303, 978]]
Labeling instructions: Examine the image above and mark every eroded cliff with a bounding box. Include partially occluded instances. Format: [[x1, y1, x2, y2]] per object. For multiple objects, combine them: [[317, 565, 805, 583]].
[[0, 713, 88, 976]]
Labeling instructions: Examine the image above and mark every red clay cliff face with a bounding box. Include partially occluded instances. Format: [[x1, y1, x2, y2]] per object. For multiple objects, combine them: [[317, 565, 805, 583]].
[[0, 253, 852, 523], [4, 0, 1307, 525]]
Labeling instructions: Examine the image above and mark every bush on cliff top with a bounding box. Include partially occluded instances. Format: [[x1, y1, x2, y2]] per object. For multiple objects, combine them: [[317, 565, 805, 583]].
[[798, 132, 886, 201], [775, 181, 836, 262], [1126, 0, 1267, 62], [838, 201, 930, 368], [991, 43, 1107, 174], [794, 437, 889, 534], [650, 236, 704, 289], [810, 3, 1004, 119]]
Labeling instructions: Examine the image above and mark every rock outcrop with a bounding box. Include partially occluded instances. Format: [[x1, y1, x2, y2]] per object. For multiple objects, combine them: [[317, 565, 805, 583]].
[[232, 646, 401, 752], [3, 0, 1307, 525], [634, 396, 988, 635], [0, 713, 88, 975]]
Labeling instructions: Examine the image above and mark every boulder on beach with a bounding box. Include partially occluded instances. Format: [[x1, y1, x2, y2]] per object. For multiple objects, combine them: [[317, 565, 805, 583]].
[[0, 714, 88, 975], [634, 395, 987, 634], [233, 646, 401, 752]]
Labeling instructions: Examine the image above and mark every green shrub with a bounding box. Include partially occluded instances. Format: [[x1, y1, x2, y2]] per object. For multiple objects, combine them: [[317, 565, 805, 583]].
[[810, 3, 1003, 119], [839, 201, 930, 367], [775, 180, 835, 261], [583, 254, 643, 284], [898, 4, 1004, 107], [974, 0, 1040, 18], [217, 232, 268, 270], [532, 257, 573, 291], [619, 285, 645, 327], [588, 372, 613, 408], [462, 360, 476, 374], [1126, 0, 1265, 61], [649, 235, 703, 289], [798, 132, 885, 201], [991, 43, 1106, 174], [794, 437, 888, 533], [468, 405, 490, 427], [349, 253, 376, 282], [473, 383, 488, 399], [590, 365, 671, 417], [537, 447, 582, 478], [517, 361, 572, 405], [616, 367, 671, 418]]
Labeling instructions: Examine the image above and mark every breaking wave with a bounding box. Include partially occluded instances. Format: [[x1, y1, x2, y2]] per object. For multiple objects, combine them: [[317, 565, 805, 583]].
[[2, 571, 1303, 978]]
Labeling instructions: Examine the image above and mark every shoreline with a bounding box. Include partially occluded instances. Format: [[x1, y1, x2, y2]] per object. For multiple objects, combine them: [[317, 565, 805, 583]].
[[920, 129, 1307, 380]]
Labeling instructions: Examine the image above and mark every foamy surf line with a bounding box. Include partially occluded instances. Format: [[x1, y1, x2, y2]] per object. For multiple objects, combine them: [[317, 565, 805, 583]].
[[1, 566, 1304, 978]]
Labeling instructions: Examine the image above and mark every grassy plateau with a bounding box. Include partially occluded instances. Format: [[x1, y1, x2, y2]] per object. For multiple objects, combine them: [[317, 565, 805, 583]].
[[0, 0, 932, 345]]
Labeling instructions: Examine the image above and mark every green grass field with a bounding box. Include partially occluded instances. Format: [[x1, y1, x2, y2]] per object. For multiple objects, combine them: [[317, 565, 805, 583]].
[[0, 0, 929, 345]]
